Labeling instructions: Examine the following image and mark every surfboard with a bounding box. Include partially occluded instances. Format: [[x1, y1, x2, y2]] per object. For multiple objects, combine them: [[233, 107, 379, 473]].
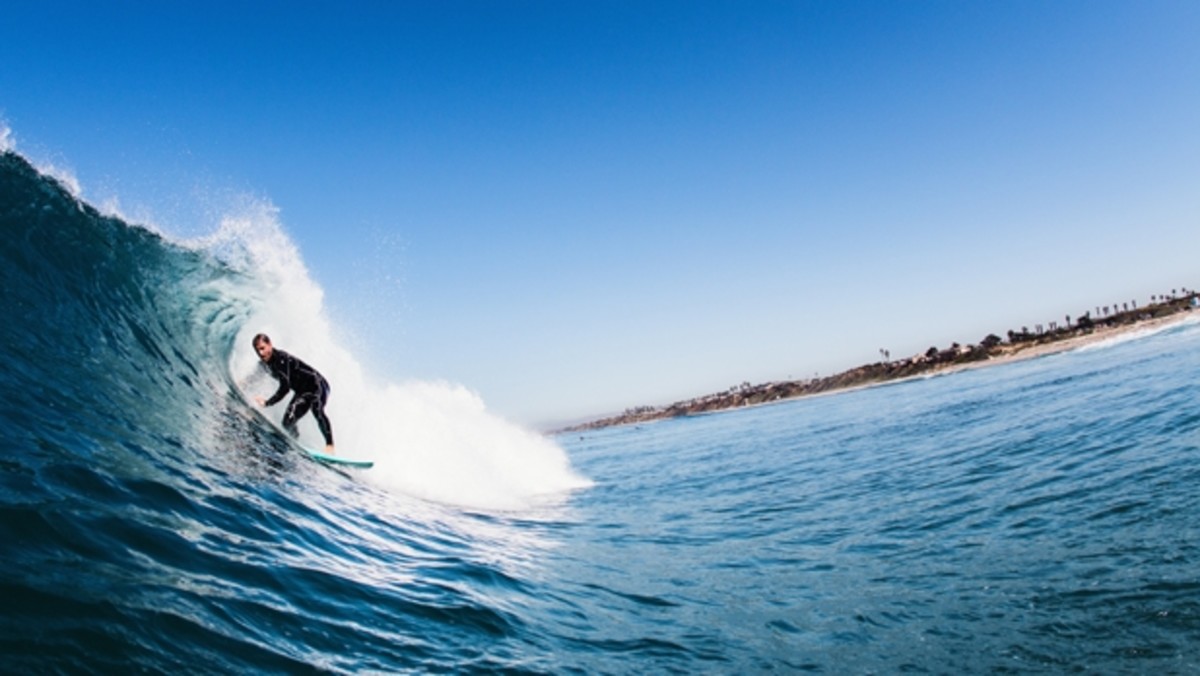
[[300, 446, 374, 469]]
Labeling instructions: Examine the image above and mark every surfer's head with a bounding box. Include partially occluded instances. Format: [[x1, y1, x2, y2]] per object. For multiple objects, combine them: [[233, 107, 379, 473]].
[[252, 333, 274, 362]]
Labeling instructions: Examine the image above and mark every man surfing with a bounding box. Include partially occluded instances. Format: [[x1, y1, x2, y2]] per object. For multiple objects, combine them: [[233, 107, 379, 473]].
[[251, 333, 336, 455]]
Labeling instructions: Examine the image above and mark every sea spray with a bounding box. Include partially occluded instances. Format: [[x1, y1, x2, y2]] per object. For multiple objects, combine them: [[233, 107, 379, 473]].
[[209, 195, 591, 509], [351, 379, 589, 509]]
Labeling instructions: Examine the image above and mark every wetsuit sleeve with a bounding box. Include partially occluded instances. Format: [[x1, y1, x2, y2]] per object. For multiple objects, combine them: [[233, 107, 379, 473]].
[[262, 358, 290, 407], [264, 380, 289, 407]]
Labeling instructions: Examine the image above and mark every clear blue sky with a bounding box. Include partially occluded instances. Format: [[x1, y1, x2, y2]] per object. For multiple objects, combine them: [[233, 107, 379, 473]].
[[3, 1, 1199, 425]]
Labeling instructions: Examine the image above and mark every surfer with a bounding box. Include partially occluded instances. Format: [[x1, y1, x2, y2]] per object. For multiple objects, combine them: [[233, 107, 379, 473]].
[[251, 334, 335, 454]]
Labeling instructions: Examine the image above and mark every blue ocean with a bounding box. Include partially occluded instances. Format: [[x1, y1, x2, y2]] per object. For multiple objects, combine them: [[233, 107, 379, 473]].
[[3, 149, 1199, 673]]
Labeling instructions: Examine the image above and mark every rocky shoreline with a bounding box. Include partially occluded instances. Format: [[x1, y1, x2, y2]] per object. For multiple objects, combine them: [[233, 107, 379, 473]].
[[557, 292, 1198, 434]]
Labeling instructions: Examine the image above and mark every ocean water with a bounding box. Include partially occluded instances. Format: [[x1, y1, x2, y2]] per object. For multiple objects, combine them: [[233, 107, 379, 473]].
[[3, 149, 1200, 673]]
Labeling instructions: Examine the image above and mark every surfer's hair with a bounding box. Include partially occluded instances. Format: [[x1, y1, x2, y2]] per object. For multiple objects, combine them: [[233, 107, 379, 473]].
[[252, 333, 271, 348]]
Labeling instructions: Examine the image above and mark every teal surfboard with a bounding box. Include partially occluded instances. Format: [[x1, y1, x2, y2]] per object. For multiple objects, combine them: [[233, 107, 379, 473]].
[[301, 446, 374, 469]]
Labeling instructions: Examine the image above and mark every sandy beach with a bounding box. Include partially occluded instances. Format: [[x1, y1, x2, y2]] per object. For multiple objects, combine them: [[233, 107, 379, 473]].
[[964, 310, 1198, 369]]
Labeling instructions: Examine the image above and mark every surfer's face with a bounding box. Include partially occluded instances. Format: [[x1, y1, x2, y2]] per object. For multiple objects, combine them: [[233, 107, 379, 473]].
[[255, 341, 273, 362]]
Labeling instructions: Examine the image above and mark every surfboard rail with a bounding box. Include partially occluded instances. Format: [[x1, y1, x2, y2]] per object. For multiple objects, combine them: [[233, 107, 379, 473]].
[[300, 446, 374, 469]]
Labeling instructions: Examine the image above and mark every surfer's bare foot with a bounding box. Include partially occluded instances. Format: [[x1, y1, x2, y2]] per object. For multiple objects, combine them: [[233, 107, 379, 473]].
[[325, 444, 336, 455]]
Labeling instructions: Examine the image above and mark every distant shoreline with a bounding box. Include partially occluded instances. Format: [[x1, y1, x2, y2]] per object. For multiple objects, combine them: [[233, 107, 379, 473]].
[[556, 293, 1199, 434]]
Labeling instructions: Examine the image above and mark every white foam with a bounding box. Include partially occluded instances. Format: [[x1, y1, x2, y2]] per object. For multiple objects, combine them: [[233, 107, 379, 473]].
[[217, 202, 591, 510], [0, 122, 13, 153], [1077, 314, 1200, 353], [0, 123, 77, 196], [39, 162, 82, 198], [97, 195, 129, 221]]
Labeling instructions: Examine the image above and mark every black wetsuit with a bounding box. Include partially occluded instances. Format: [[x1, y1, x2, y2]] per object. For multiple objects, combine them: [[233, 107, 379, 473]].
[[262, 348, 334, 446]]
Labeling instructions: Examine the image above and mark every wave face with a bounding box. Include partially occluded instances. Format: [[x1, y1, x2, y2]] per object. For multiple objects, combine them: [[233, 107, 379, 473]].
[[0, 151, 252, 476]]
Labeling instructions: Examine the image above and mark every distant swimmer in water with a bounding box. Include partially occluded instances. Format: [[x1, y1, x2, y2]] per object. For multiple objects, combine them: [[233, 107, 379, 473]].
[[251, 333, 335, 455]]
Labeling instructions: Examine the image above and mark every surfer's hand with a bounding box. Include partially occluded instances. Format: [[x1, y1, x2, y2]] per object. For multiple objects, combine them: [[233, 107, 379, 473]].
[[254, 396, 266, 407]]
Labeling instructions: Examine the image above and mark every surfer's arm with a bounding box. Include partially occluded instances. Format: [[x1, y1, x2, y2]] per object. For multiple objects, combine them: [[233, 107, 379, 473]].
[[258, 355, 291, 407], [263, 379, 288, 407]]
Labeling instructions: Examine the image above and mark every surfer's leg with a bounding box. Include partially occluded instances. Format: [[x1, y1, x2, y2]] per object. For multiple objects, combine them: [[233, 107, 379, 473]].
[[312, 379, 334, 447], [283, 395, 312, 438]]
